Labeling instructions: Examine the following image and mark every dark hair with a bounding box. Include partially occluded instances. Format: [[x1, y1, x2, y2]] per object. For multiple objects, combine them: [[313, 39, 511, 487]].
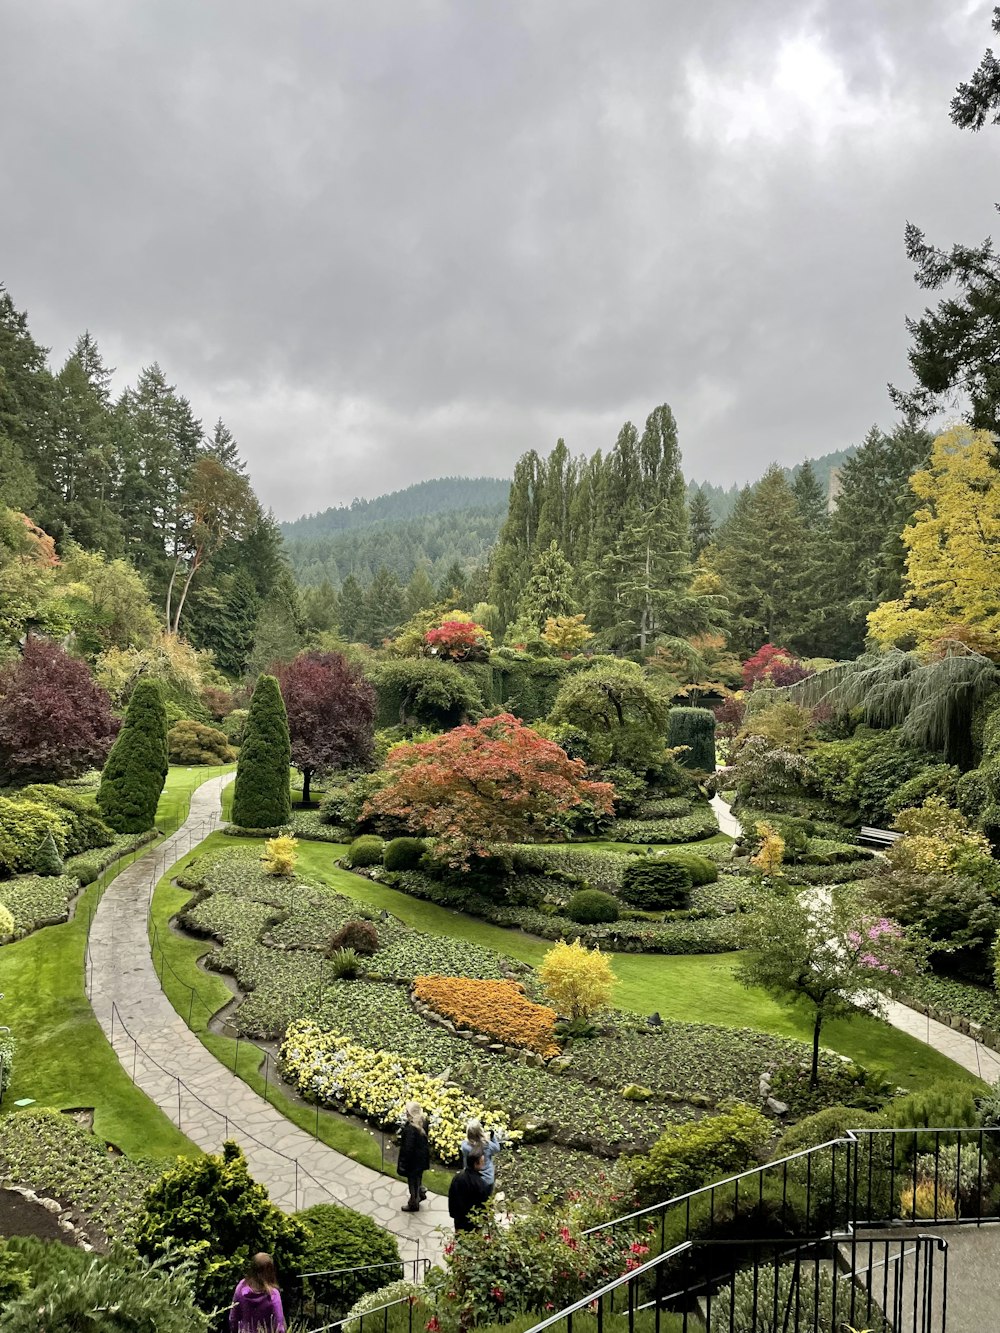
[[248, 1252, 278, 1292], [467, 1150, 485, 1169]]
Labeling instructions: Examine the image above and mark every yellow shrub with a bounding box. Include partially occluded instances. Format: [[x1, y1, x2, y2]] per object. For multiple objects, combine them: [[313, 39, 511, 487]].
[[751, 821, 784, 876], [899, 1179, 956, 1220], [262, 835, 298, 877], [413, 975, 559, 1057], [538, 938, 615, 1021]]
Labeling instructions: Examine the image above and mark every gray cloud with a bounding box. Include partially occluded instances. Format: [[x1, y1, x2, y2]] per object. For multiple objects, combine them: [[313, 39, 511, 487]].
[[1, 0, 994, 517]]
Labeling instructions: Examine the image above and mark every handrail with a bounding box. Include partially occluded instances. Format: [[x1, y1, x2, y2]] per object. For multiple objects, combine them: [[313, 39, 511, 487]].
[[522, 1242, 693, 1333]]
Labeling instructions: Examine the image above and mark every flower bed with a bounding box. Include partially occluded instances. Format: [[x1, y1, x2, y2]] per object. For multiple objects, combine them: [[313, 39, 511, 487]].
[[895, 973, 1000, 1040], [279, 1020, 520, 1161], [606, 812, 720, 844], [413, 975, 559, 1057]]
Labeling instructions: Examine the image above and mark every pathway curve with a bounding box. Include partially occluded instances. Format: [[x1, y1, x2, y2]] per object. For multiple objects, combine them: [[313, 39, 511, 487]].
[[86, 774, 448, 1263], [711, 786, 1000, 1085]]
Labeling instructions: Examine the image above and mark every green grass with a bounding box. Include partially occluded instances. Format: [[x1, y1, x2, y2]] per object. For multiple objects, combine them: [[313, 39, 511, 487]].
[[151, 833, 979, 1184], [0, 766, 234, 1161]]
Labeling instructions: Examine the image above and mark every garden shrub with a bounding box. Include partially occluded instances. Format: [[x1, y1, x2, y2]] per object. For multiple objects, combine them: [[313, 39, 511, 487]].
[[507, 845, 627, 893], [298, 1203, 401, 1307], [609, 811, 719, 843], [97, 680, 169, 833], [328, 919, 380, 956], [708, 1263, 888, 1333], [370, 658, 484, 730], [882, 1083, 980, 1134], [778, 1105, 883, 1156], [886, 765, 960, 815], [629, 1102, 771, 1206], [262, 834, 298, 876], [667, 706, 716, 771], [538, 937, 616, 1021], [230, 675, 292, 830], [566, 888, 620, 924], [0, 904, 13, 941], [652, 849, 718, 885], [413, 975, 559, 1056], [0, 1031, 15, 1093], [327, 947, 362, 978], [133, 1140, 307, 1312], [619, 859, 692, 910], [343, 1281, 421, 1333], [32, 829, 64, 877], [166, 719, 235, 765], [221, 708, 249, 746], [345, 835, 384, 868], [383, 837, 427, 871], [0, 797, 67, 876], [637, 796, 695, 820], [19, 784, 113, 855]]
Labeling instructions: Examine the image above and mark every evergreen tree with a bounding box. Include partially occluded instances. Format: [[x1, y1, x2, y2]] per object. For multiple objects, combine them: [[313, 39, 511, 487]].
[[231, 674, 292, 828], [689, 487, 715, 559], [516, 540, 578, 629], [0, 286, 52, 514], [709, 467, 808, 658], [205, 417, 246, 473], [33, 828, 64, 876], [791, 460, 828, 529], [406, 566, 437, 617], [436, 559, 466, 605], [97, 679, 169, 833], [336, 573, 365, 640], [249, 592, 302, 676], [300, 579, 338, 634], [488, 449, 543, 625], [534, 438, 578, 556], [364, 566, 406, 644], [49, 334, 121, 552]]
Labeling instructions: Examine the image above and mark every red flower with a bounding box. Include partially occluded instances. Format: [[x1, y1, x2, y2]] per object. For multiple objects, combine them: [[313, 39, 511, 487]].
[[629, 1242, 650, 1256], [625, 1258, 641, 1273], [559, 1226, 573, 1243], [443, 1242, 454, 1256], [491, 1287, 505, 1304], [426, 1319, 441, 1332]]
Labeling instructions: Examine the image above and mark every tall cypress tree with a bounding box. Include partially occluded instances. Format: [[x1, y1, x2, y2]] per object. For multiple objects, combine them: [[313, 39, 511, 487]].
[[231, 674, 291, 829], [689, 487, 715, 559], [97, 679, 169, 833]]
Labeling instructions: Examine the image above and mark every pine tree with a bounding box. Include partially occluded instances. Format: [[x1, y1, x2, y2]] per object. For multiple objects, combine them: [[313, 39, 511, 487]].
[[516, 540, 578, 629], [488, 449, 543, 625], [205, 417, 246, 473], [791, 461, 828, 529], [436, 559, 466, 605], [689, 487, 715, 558], [336, 574, 365, 641], [97, 679, 169, 833], [406, 566, 437, 616], [33, 828, 64, 876], [364, 566, 406, 644], [231, 674, 292, 829]]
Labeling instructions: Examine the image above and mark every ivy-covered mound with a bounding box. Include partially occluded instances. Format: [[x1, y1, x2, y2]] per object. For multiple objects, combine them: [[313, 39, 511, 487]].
[[173, 843, 866, 1199]]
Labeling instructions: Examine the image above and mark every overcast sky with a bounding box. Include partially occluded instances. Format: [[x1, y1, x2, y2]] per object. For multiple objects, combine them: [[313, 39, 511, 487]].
[[1, 1, 996, 519]]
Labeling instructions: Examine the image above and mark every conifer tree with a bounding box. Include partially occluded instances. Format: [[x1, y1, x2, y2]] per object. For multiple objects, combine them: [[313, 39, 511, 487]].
[[231, 674, 292, 829], [97, 679, 169, 833], [791, 460, 828, 529], [516, 540, 578, 630], [488, 450, 544, 625], [436, 559, 466, 605], [33, 828, 64, 877], [689, 487, 715, 558], [364, 566, 406, 644], [336, 574, 366, 641], [406, 566, 437, 616]]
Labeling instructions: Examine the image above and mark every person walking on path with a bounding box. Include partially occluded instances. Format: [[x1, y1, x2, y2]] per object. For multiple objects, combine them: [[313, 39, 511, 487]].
[[229, 1252, 286, 1333], [398, 1100, 430, 1212], [448, 1149, 490, 1232], [459, 1119, 502, 1198]]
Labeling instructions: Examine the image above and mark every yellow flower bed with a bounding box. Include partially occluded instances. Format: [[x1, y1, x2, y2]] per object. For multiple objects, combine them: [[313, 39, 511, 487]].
[[280, 1019, 519, 1161], [413, 975, 559, 1058]]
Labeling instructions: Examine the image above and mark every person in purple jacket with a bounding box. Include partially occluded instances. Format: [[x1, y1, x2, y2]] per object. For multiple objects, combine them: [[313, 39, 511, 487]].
[[229, 1253, 286, 1333]]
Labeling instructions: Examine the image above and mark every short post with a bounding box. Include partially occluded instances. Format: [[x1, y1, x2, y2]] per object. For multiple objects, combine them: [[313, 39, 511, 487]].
[[234, 1033, 241, 1072], [176, 1078, 181, 1126], [263, 1052, 270, 1102], [295, 1159, 299, 1211]]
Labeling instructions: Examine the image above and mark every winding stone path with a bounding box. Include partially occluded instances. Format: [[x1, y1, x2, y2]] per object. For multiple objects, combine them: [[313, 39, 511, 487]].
[[711, 787, 1000, 1084], [86, 774, 448, 1263]]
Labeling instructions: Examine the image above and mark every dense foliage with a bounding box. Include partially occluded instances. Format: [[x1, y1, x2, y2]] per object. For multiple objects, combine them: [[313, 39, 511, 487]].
[[276, 650, 377, 802], [97, 678, 169, 832], [230, 674, 292, 828]]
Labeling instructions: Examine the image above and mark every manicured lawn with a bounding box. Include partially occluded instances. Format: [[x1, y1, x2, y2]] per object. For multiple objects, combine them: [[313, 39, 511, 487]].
[[0, 766, 231, 1160]]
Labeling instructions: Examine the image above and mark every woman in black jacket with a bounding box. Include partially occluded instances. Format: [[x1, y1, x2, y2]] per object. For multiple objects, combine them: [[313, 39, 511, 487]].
[[398, 1100, 430, 1211]]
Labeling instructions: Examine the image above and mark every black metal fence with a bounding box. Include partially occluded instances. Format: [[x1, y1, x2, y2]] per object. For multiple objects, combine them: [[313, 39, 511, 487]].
[[288, 1257, 430, 1329]]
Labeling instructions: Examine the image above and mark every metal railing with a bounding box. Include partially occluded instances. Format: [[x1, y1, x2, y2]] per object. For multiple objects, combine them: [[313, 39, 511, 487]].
[[289, 1257, 431, 1328]]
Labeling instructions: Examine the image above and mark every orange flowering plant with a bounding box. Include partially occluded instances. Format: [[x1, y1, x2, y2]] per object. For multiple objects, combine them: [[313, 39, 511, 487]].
[[414, 975, 560, 1058]]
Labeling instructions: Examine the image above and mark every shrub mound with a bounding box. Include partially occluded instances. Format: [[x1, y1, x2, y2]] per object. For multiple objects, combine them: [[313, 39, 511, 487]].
[[413, 974, 559, 1057], [97, 680, 169, 833], [629, 1102, 771, 1205], [345, 836, 384, 868], [299, 1203, 401, 1307], [619, 860, 692, 910], [167, 719, 235, 765], [328, 919, 380, 956], [383, 837, 427, 871], [566, 889, 620, 924]]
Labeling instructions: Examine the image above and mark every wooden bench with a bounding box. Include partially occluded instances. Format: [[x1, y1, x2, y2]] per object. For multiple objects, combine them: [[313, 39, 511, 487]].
[[859, 825, 902, 848]]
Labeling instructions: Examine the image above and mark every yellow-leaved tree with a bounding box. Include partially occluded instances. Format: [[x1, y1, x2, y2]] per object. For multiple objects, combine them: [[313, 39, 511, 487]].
[[538, 938, 615, 1022], [868, 427, 1000, 652], [262, 835, 298, 877], [541, 614, 592, 654]]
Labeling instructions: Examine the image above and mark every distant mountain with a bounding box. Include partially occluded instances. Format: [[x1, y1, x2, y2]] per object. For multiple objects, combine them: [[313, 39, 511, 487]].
[[281, 476, 510, 540], [282, 477, 510, 589]]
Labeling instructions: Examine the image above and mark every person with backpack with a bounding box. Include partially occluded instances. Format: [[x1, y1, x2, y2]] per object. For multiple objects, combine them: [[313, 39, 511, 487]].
[[459, 1119, 502, 1198], [229, 1253, 286, 1333], [448, 1148, 490, 1232], [398, 1100, 430, 1212]]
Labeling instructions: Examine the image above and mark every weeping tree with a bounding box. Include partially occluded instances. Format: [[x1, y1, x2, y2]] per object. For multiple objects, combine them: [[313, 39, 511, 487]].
[[667, 706, 717, 771], [833, 646, 1000, 770]]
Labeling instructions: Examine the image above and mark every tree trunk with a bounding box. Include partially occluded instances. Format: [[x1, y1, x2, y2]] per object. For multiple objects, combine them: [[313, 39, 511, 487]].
[[165, 559, 182, 631], [811, 1010, 823, 1086], [302, 768, 312, 805]]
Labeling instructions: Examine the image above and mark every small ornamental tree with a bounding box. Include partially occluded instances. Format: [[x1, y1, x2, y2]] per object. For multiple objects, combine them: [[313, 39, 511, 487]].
[[33, 828, 64, 877], [0, 636, 118, 783], [742, 644, 812, 689], [541, 614, 593, 654], [362, 713, 614, 865], [97, 679, 169, 833], [275, 651, 376, 804], [424, 614, 492, 661], [231, 674, 292, 829], [133, 1141, 307, 1312], [538, 938, 616, 1022], [737, 893, 924, 1085]]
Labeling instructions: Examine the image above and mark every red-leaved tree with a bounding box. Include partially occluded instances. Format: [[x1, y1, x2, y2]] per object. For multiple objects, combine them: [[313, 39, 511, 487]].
[[0, 636, 119, 782], [424, 620, 491, 661], [741, 643, 813, 689], [362, 713, 615, 864], [275, 651, 376, 803]]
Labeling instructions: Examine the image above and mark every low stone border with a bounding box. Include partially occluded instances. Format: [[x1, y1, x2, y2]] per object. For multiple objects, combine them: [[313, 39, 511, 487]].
[[1, 1182, 95, 1250], [895, 992, 1000, 1054]]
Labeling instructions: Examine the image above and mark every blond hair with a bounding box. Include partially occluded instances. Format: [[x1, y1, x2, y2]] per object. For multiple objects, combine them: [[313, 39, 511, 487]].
[[405, 1101, 425, 1132]]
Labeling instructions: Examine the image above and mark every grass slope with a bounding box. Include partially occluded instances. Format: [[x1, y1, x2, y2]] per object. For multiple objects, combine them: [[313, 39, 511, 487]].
[[0, 767, 231, 1160]]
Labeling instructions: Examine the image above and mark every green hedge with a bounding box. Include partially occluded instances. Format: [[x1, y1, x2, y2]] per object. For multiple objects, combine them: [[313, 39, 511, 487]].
[[619, 860, 692, 910], [18, 785, 113, 856], [299, 1203, 400, 1307], [383, 837, 427, 871], [667, 707, 716, 772], [370, 659, 484, 730], [0, 797, 67, 876], [608, 812, 719, 844], [628, 1102, 771, 1205], [345, 836, 384, 868], [566, 889, 620, 924], [649, 849, 718, 886]]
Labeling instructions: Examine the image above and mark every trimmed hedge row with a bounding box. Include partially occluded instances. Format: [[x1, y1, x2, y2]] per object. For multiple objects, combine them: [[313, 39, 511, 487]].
[[608, 811, 719, 844]]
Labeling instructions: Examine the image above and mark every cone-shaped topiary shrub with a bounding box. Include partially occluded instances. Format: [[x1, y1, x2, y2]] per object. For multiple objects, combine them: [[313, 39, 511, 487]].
[[97, 680, 169, 833], [231, 675, 292, 830], [33, 828, 65, 877], [667, 706, 716, 771]]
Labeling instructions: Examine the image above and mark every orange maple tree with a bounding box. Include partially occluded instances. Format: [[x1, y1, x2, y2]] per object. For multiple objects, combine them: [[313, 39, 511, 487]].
[[362, 712, 614, 863]]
